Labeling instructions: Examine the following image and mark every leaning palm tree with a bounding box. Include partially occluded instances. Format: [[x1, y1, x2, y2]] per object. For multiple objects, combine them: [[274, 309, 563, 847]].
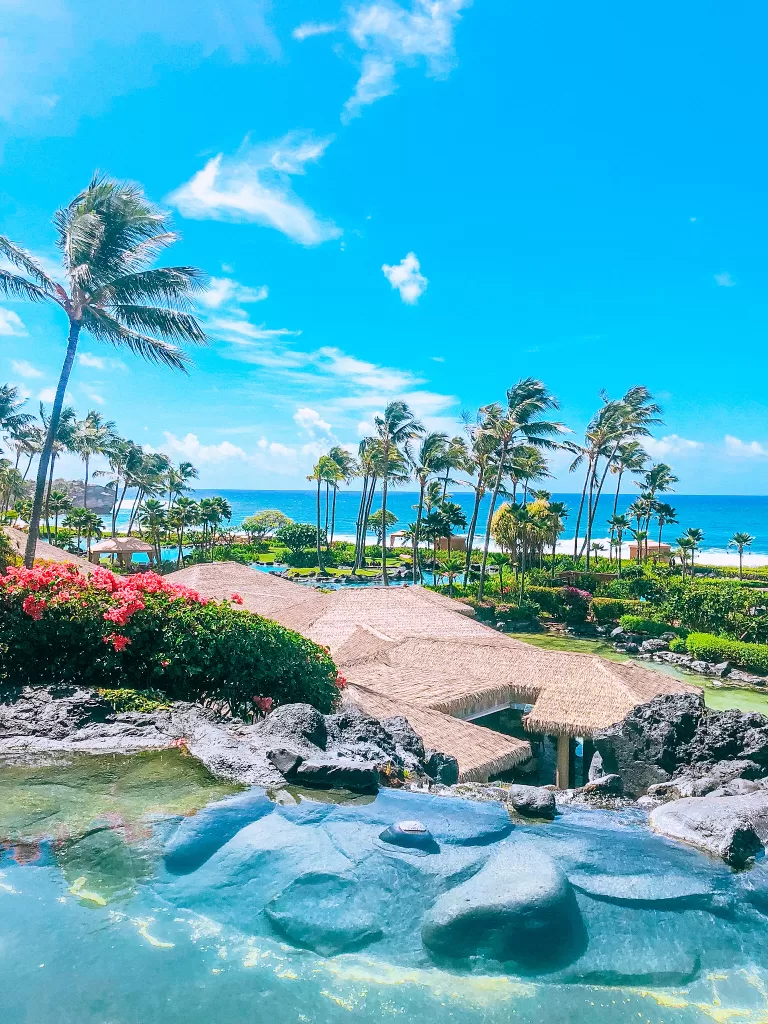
[[0, 385, 34, 455], [0, 174, 208, 567], [73, 410, 116, 509], [166, 460, 199, 511], [326, 445, 358, 546], [729, 532, 754, 581], [654, 502, 677, 559], [374, 401, 423, 585], [608, 514, 630, 576], [407, 431, 449, 583]]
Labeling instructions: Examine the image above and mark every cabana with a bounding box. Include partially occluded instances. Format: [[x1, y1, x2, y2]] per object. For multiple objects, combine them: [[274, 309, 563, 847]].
[[89, 536, 156, 569]]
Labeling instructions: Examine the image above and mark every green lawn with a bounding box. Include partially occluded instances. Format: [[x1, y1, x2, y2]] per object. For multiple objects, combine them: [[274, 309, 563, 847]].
[[509, 631, 768, 715]]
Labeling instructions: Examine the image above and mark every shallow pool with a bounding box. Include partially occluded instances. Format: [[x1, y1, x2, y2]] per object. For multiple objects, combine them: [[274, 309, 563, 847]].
[[2, 751, 768, 1023]]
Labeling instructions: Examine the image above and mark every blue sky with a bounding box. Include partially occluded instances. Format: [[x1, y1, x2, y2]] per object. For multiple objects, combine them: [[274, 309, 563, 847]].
[[1, 0, 767, 492]]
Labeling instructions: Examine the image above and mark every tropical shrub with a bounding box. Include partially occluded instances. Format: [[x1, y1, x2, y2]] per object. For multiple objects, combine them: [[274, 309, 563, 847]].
[[591, 598, 642, 624], [561, 587, 592, 625], [656, 580, 752, 635], [0, 530, 18, 572], [275, 522, 321, 552], [669, 636, 687, 653], [98, 688, 171, 713], [683, 632, 768, 675], [618, 615, 673, 637], [525, 586, 567, 620], [241, 510, 293, 543], [0, 564, 340, 716]]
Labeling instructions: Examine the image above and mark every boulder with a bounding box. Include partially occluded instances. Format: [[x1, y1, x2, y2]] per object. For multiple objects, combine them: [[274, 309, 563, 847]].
[[640, 638, 669, 654], [730, 669, 767, 686], [265, 872, 383, 955], [582, 773, 623, 797], [421, 845, 585, 968], [292, 757, 379, 794], [381, 716, 425, 762], [610, 627, 626, 639], [506, 784, 556, 820], [423, 750, 460, 786], [650, 792, 768, 867], [266, 748, 303, 776], [260, 704, 327, 749]]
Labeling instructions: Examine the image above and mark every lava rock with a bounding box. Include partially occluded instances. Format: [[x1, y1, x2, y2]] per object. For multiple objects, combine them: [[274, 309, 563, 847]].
[[582, 773, 623, 797], [260, 704, 327, 750], [381, 715, 425, 761], [640, 639, 669, 654], [265, 872, 383, 955], [506, 784, 557, 820], [421, 845, 585, 968], [266, 748, 304, 776], [423, 750, 460, 786], [650, 792, 768, 867], [730, 669, 767, 686], [293, 757, 379, 794], [379, 820, 439, 854], [610, 627, 626, 640]]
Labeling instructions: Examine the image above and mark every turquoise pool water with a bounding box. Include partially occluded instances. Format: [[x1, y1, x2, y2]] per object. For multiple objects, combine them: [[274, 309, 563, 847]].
[[2, 752, 768, 1023]]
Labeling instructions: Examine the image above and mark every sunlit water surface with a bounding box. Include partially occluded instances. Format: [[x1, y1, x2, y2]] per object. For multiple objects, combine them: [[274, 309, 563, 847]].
[[2, 751, 768, 1023]]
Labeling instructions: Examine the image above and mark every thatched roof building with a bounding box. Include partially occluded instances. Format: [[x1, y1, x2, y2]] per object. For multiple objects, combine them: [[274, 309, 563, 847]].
[[3, 525, 93, 573], [167, 563, 692, 786]]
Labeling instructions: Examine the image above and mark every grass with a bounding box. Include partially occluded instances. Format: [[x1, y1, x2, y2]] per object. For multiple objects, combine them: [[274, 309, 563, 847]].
[[509, 630, 768, 715]]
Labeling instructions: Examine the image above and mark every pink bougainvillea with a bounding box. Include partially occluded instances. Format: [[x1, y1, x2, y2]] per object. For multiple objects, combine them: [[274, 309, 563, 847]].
[[103, 632, 131, 652], [230, 593, 243, 605]]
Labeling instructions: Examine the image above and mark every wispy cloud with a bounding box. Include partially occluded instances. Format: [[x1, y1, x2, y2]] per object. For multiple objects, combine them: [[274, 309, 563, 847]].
[[725, 434, 767, 458], [168, 132, 341, 245], [644, 434, 703, 458], [77, 352, 127, 371], [0, 307, 27, 336], [11, 359, 42, 379], [38, 387, 57, 403], [382, 251, 428, 304], [343, 0, 470, 121], [199, 277, 269, 309], [162, 431, 249, 464], [292, 22, 338, 41], [714, 271, 735, 287], [294, 406, 333, 436], [209, 317, 302, 342]]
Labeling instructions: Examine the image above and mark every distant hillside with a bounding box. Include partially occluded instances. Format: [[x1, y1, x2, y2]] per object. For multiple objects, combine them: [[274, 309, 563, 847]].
[[24, 478, 114, 514]]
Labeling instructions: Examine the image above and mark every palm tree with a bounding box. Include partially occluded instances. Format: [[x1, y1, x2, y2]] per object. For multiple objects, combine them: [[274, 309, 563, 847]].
[[137, 498, 167, 564], [73, 410, 116, 509], [590, 541, 606, 563], [608, 513, 630, 576], [0, 174, 208, 567], [374, 401, 424, 585], [63, 507, 89, 553], [308, 457, 334, 573], [545, 501, 568, 579], [685, 527, 704, 574], [675, 535, 694, 578], [477, 379, 563, 600], [441, 555, 465, 597], [39, 403, 77, 539], [0, 462, 25, 515], [512, 447, 552, 504], [438, 435, 469, 499], [407, 431, 449, 583], [636, 463, 678, 554], [610, 440, 648, 516], [488, 551, 511, 597], [166, 460, 198, 511], [631, 528, 648, 563], [728, 532, 755, 581], [654, 502, 677, 558], [440, 500, 468, 554], [352, 437, 377, 573], [327, 445, 358, 546], [47, 489, 72, 543], [0, 385, 34, 455], [127, 452, 172, 534], [167, 496, 199, 567]]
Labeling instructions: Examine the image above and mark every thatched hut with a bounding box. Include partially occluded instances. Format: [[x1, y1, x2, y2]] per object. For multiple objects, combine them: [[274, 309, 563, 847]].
[[3, 525, 93, 573], [166, 564, 692, 786]]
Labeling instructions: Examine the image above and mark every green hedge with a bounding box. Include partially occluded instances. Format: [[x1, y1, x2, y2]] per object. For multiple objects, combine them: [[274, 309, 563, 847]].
[[684, 632, 768, 675], [618, 615, 676, 637], [591, 598, 642, 624], [0, 564, 340, 717], [525, 586, 567, 619]]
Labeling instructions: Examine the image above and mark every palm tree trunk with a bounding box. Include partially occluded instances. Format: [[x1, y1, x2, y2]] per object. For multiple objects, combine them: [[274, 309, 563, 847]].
[[330, 485, 337, 546], [572, 466, 589, 561], [44, 453, 57, 541], [463, 484, 482, 586], [739, 549, 743, 581], [114, 478, 130, 537], [177, 528, 184, 568], [316, 477, 324, 572], [414, 478, 426, 584], [361, 475, 377, 569], [617, 531, 623, 577], [583, 466, 596, 567], [22, 453, 34, 481], [381, 448, 390, 586], [24, 321, 81, 568], [478, 446, 507, 601], [324, 480, 330, 550], [352, 475, 368, 573], [83, 455, 90, 511]]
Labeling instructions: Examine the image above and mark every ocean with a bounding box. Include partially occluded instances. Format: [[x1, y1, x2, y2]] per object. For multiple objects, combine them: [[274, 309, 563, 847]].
[[113, 490, 768, 555]]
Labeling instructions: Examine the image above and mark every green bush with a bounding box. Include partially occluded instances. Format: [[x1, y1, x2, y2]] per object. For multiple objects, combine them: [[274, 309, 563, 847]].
[[0, 564, 340, 717], [684, 632, 768, 675], [618, 615, 673, 637], [98, 687, 171, 713], [669, 636, 687, 653], [525, 586, 567, 619], [591, 598, 642, 624], [656, 580, 752, 635]]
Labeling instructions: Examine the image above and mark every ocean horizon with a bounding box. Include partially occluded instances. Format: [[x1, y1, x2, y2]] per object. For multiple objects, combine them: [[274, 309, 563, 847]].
[[113, 489, 768, 556]]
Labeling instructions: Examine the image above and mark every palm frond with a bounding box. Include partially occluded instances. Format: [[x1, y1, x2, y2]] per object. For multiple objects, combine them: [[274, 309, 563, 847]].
[[111, 305, 207, 344], [0, 236, 58, 291], [97, 266, 207, 308], [0, 270, 53, 303], [82, 308, 190, 371]]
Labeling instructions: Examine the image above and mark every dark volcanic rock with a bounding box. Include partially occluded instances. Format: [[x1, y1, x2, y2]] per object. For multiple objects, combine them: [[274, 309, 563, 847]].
[[292, 758, 380, 793], [583, 773, 623, 797], [506, 784, 556, 819], [0, 686, 112, 740], [423, 750, 460, 786], [421, 845, 586, 968], [595, 692, 768, 797], [381, 715, 425, 762], [260, 704, 327, 749], [266, 748, 304, 776]]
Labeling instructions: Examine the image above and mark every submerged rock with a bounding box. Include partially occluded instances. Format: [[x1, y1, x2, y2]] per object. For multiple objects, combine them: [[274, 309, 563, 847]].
[[421, 845, 585, 968], [650, 792, 768, 867], [506, 784, 557, 820]]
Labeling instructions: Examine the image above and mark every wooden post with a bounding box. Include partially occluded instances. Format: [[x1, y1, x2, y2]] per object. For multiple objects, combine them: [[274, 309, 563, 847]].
[[556, 733, 570, 789]]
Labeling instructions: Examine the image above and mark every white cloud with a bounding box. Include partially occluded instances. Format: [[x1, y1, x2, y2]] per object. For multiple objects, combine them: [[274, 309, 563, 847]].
[[209, 317, 302, 342], [714, 271, 735, 287], [431, 355, 445, 362], [78, 352, 105, 369], [199, 276, 269, 309], [293, 21, 338, 41], [269, 442, 297, 457], [725, 435, 768, 458], [82, 386, 105, 405], [317, 345, 423, 390], [11, 359, 42, 378], [168, 132, 341, 245], [644, 434, 703, 458], [38, 387, 57, 402], [343, 0, 470, 120], [162, 431, 248, 464], [0, 307, 27, 336], [294, 406, 333, 436], [382, 251, 428, 304]]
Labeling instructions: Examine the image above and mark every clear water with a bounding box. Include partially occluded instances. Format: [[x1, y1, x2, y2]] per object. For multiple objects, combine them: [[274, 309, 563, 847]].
[[3, 751, 768, 1023], [111, 490, 768, 553]]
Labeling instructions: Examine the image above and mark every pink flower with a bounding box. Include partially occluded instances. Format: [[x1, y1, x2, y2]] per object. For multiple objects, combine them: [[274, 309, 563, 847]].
[[335, 673, 348, 690], [231, 593, 243, 605], [103, 632, 131, 652], [253, 696, 273, 714], [22, 594, 46, 621]]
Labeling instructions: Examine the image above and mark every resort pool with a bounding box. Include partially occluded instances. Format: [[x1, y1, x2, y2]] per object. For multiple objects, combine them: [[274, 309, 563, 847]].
[[3, 751, 768, 1023]]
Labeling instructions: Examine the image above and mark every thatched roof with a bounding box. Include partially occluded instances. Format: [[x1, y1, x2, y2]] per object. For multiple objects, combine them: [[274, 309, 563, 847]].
[[169, 564, 693, 769], [91, 537, 154, 554], [346, 684, 531, 783], [167, 562, 307, 619], [3, 525, 93, 573]]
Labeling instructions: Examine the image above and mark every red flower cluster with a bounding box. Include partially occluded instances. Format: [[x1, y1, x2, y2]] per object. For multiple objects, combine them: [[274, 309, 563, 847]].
[[335, 673, 348, 690], [22, 594, 47, 621], [253, 695, 274, 713], [230, 593, 244, 605], [103, 632, 131, 651]]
